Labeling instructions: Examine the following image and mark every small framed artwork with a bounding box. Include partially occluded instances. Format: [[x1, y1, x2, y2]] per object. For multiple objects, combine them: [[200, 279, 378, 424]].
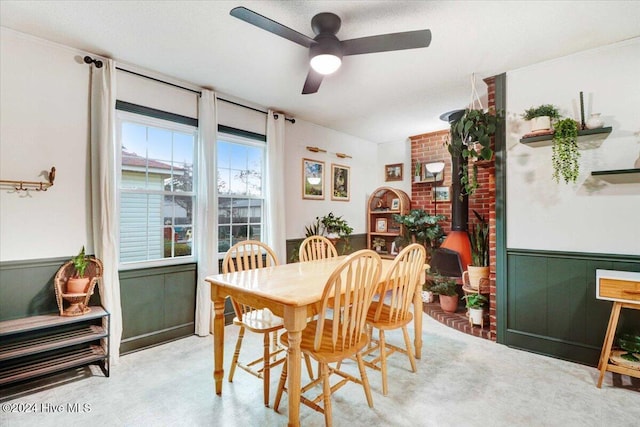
[[434, 186, 451, 202], [376, 218, 388, 233], [331, 163, 350, 201], [390, 198, 400, 211], [302, 158, 324, 200], [385, 163, 403, 182]]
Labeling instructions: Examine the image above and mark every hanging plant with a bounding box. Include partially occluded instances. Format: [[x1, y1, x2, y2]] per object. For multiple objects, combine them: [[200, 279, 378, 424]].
[[552, 118, 580, 183], [448, 108, 503, 196]]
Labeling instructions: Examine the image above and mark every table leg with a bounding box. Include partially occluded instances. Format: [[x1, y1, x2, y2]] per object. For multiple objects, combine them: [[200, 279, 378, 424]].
[[213, 298, 225, 395], [414, 280, 423, 359], [283, 306, 308, 427], [597, 302, 622, 388]]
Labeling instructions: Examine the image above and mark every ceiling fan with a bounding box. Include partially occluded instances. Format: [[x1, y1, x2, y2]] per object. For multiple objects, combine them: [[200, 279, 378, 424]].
[[230, 7, 432, 94]]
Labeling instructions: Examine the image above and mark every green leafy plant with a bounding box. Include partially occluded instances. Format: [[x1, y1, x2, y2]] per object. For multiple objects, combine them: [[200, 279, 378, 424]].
[[468, 210, 489, 267], [552, 118, 580, 183], [72, 246, 89, 278], [617, 333, 640, 362], [414, 161, 422, 178], [448, 108, 504, 196], [304, 217, 321, 237], [463, 293, 487, 309], [521, 104, 560, 120], [393, 209, 445, 253], [318, 212, 353, 237], [424, 273, 458, 296]]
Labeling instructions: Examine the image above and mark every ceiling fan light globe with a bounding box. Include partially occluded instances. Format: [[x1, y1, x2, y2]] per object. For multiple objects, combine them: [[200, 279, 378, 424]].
[[310, 54, 341, 75]]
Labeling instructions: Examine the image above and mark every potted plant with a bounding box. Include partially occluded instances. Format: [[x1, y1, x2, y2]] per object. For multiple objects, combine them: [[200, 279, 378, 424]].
[[67, 246, 90, 294], [425, 273, 458, 313], [319, 212, 353, 253], [552, 118, 580, 183], [521, 104, 560, 132], [392, 209, 445, 257], [372, 237, 387, 253], [448, 108, 503, 196], [413, 161, 422, 182], [463, 293, 487, 326], [466, 210, 489, 290]]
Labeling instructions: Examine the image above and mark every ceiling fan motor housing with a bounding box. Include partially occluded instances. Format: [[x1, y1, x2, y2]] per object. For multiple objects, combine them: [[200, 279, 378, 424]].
[[310, 34, 343, 61]]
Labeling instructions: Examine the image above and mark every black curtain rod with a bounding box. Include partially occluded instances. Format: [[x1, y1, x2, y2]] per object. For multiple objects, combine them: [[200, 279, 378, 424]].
[[83, 56, 294, 124]]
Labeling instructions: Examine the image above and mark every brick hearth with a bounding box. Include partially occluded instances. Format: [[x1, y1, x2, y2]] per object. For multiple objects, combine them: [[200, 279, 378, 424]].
[[423, 301, 493, 340]]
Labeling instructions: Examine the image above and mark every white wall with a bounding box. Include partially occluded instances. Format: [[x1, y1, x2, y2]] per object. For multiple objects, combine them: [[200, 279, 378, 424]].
[[377, 138, 412, 195], [0, 28, 92, 261], [506, 38, 640, 256], [284, 120, 378, 239]]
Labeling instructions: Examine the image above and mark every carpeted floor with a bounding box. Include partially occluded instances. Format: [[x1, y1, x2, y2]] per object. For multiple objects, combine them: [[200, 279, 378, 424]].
[[2, 313, 638, 426]]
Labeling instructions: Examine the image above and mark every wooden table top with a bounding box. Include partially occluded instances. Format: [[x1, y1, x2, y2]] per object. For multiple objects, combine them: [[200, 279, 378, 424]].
[[206, 256, 398, 308]]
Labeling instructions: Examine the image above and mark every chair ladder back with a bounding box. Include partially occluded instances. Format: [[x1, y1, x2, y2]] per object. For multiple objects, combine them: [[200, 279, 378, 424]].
[[299, 235, 338, 262], [373, 243, 426, 324], [315, 250, 381, 353], [222, 240, 279, 320]]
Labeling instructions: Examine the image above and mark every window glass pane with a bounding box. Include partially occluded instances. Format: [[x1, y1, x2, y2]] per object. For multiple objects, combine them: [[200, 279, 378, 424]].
[[218, 226, 231, 253], [118, 113, 196, 265], [217, 168, 230, 195], [232, 225, 248, 241], [232, 199, 249, 224], [249, 200, 262, 223], [229, 144, 247, 170], [249, 225, 261, 240], [219, 197, 231, 224], [147, 127, 172, 163], [217, 142, 232, 169], [229, 169, 247, 195]]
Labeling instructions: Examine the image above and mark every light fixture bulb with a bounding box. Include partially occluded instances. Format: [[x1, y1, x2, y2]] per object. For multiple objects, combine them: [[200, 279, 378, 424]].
[[425, 161, 445, 174], [310, 54, 341, 75]]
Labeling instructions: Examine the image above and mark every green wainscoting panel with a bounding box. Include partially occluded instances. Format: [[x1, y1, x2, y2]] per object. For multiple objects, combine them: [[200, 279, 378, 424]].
[[0, 257, 101, 322], [285, 233, 367, 263], [119, 263, 196, 354], [504, 250, 640, 366]]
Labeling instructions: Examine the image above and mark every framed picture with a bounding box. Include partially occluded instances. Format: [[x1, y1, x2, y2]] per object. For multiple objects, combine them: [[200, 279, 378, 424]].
[[302, 158, 324, 200], [423, 169, 444, 182], [385, 163, 403, 181], [390, 198, 400, 211], [434, 186, 451, 202], [375, 218, 388, 233], [331, 163, 350, 201]]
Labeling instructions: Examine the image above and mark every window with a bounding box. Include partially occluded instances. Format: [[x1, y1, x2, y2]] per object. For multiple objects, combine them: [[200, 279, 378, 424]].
[[217, 133, 266, 254], [117, 111, 197, 266]]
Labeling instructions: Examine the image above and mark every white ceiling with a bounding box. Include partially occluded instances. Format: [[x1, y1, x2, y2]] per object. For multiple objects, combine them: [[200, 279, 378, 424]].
[[1, 1, 639, 143]]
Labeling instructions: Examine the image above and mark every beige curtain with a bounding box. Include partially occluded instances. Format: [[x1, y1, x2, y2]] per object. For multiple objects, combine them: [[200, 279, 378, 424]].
[[90, 58, 123, 364]]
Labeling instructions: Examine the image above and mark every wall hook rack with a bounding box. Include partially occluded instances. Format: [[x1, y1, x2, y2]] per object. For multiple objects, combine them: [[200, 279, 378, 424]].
[[0, 166, 56, 192]]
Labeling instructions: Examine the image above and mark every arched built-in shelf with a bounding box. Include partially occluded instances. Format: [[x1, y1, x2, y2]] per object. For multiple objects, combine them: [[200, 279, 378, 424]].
[[519, 126, 612, 148]]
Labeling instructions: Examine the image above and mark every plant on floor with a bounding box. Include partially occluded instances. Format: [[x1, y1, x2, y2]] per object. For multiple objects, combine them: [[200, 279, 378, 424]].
[[463, 293, 487, 309], [424, 273, 457, 296], [617, 333, 640, 362], [393, 209, 445, 255], [552, 118, 580, 183]]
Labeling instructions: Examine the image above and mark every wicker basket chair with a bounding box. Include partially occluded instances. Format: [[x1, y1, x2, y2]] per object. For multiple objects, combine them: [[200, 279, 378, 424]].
[[53, 256, 103, 316]]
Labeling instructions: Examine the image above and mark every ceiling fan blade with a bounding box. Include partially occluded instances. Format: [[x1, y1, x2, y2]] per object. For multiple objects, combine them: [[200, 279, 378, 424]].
[[341, 29, 432, 56], [230, 7, 315, 48], [302, 69, 324, 94]]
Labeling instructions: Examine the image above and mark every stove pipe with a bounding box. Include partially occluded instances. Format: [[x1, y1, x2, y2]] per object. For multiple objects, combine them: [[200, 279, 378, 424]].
[[438, 109, 472, 270]]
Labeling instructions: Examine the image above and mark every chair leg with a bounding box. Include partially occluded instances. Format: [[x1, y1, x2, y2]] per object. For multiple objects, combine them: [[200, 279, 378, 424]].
[[228, 326, 245, 382], [304, 354, 315, 380], [379, 330, 388, 396], [355, 352, 374, 408], [263, 332, 271, 407], [271, 331, 278, 361], [321, 362, 333, 427], [402, 325, 417, 373], [274, 358, 288, 412]]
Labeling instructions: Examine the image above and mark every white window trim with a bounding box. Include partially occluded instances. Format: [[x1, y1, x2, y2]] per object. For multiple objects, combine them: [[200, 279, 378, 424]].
[[117, 110, 198, 270]]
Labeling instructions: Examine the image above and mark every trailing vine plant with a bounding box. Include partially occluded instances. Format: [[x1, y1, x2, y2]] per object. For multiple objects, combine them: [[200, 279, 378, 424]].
[[552, 118, 580, 183]]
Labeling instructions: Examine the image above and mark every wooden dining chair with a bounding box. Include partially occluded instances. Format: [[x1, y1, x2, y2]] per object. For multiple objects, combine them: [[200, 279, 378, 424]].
[[273, 249, 382, 427], [222, 240, 285, 407], [361, 243, 426, 395], [299, 235, 338, 262]]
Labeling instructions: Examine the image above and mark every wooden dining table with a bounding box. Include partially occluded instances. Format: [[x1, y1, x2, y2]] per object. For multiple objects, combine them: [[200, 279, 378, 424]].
[[206, 256, 425, 427]]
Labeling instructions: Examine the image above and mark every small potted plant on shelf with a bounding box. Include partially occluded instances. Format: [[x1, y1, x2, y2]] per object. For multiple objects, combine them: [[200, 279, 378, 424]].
[[67, 246, 90, 294], [372, 237, 387, 253], [463, 293, 487, 327], [521, 104, 560, 133], [466, 210, 489, 290], [425, 273, 458, 313], [414, 161, 422, 182], [552, 118, 580, 183]]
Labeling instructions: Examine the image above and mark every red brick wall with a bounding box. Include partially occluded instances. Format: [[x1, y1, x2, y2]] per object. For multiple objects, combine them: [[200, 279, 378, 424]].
[[410, 76, 498, 340]]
